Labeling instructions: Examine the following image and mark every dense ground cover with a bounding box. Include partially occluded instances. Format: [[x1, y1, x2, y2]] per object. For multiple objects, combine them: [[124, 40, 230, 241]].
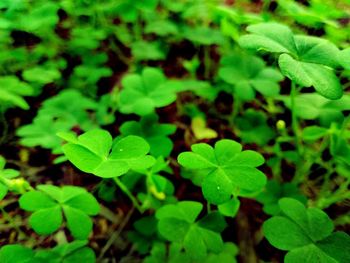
[[0, 0, 350, 262]]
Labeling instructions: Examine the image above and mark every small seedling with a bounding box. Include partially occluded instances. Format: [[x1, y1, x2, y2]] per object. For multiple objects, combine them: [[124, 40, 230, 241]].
[[19, 185, 100, 239]]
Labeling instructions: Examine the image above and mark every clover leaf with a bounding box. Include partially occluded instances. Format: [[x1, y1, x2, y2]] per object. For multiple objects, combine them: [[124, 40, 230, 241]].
[[279, 93, 350, 126], [144, 242, 190, 263], [36, 240, 96, 263], [17, 90, 98, 157], [235, 109, 275, 146], [119, 67, 179, 116], [0, 241, 95, 263], [263, 198, 350, 263], [0, 76, 33, 110], [131, 41, 166, 61], [256, 180, 307, 215], [219, 53, 283, 100], [120, 114, 176, 157], [59, 129, 155, 178], [239, 22, 343, 100], [19, 185, 100, 239], [178, 140, 266, 204], [156, 201, 226, 261]]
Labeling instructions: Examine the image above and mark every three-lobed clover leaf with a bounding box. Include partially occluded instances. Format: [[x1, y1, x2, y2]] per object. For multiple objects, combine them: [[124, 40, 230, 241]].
[[219, 53, 284, 100], [156, 201, 226, 261], [239, 22, 343, 100], [0, 241, 95, 263], [178, 139, 266, 204], [19, 185, 100, 239], [256, 180, 307, 215], [17, 89, 98, 157], [235, 109, 275, 146], [59, 129, 155, 178], [120, 114, 176, 157], [119, 67, 179, 116], [263, 198, 350, 263]]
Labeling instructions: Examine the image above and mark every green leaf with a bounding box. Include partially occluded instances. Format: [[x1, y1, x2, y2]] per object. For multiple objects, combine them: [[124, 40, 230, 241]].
[[19, 191, 57, 211], [120, 114, 176, 157], [302, 126, 328, 141], [20, 185, 99, 238], [156, 202, 225, 261], [239, 22, 343, 100], [63, 206, 93, 240], [178, 140, 266, 204], [119, 68, 178, 116], [338, 48, 350, 69], [64, 193, 100, 216], [263, 198, 350, 262], [0, 245, 35, 263], [239, 23, 297, 54], [278, 54, 342, 100], [256, 180, 307, 215], [0, 76, 33, 110], [61, 129, 155, 178], [219, 53, 283, 100], [29, 206, 62, 235]]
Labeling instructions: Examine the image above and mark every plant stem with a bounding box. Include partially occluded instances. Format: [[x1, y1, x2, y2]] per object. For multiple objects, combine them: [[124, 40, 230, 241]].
[[204, 46, 211, 79], [112, 177, 143, 213], [290, 81, 301, 154]]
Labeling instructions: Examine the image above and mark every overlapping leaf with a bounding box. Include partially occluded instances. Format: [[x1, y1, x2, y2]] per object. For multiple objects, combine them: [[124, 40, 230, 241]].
[[120, 114, 176, 157], [59, 129, 155, 178], [156, 201, 226, 261], [239, 22, 343, 100], [264, 198, 350, 263], [219, 53, 283, 100]]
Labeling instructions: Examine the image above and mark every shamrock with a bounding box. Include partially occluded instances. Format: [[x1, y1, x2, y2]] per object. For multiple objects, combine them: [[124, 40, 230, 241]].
[[178, 139, 266, 204], [119, 67, 179, 116], [256, 180, 307, 215], [0, 241, 95, 263], [264, 198, 350, 263], [219, 53, 284, 100], [19, 185, 100, 239], [58, 129, 155, 178], [156, 201, 226, 261]]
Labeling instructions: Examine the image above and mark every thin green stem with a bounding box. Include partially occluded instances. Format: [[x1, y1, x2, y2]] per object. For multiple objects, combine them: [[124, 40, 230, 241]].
[[230, 97, 240, 128], [207, 202, 211, 213], [112, 177, 143, 213], [290, 81, 301, 154]]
